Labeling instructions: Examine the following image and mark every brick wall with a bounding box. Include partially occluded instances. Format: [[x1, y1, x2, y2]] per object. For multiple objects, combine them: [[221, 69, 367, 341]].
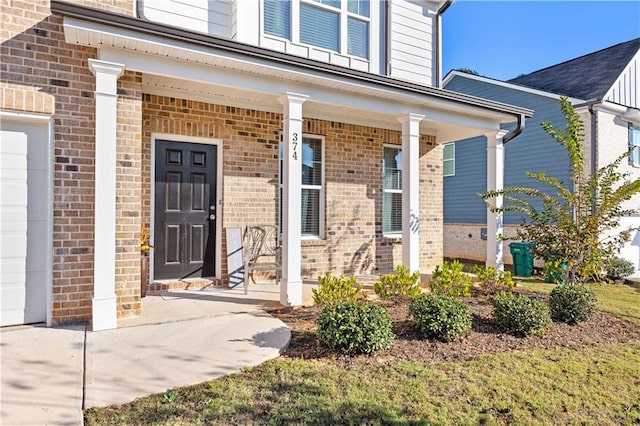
[[142, 96, 442, 282], [2, 0, 143, 325]]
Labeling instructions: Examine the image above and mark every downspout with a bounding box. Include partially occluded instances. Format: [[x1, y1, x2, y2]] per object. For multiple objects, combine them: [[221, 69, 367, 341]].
[[588, 104, 597, 213], [502, 113, 526, 145], [435, 0, 453, 87]]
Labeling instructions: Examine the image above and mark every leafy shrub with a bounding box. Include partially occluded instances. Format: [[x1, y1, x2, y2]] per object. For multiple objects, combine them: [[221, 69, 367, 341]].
[[409, 294, 472, 342], [606, 257, 635, 280], [549, 284, 597, 324], [492, 292, 551, 337], [471, 265, 516, 294], [429, 260, 474, 297], [312, 272, 363, 306], [374, 265, 422, 301], [316, 301, 394, 354]]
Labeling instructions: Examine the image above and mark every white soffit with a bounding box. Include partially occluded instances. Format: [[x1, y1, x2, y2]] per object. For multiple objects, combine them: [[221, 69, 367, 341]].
[[63, 16, 518, 134]]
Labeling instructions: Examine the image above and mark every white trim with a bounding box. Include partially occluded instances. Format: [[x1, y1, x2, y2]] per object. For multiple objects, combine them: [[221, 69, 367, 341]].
[[442, 70, 586, 105], [0, 110, 54, 327], [149, 133, 224, 282], [442, 142, 455, 177]]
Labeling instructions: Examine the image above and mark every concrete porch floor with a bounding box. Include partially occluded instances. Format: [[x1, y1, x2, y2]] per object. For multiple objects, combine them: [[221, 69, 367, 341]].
[[120, 279, 320, 328]]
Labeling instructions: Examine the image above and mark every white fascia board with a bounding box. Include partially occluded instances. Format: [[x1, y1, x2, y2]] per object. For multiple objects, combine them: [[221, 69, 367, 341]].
[[443, 70, 585, 105]]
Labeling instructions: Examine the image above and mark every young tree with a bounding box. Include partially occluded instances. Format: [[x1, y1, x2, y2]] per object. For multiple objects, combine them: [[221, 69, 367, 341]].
[[482, 97, 640, 283]]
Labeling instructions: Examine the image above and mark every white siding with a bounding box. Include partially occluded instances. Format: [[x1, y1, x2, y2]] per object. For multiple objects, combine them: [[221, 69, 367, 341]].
[[388, 0, 436, 86], [605, 50, 640, 108], [141, 0, 231, 39]]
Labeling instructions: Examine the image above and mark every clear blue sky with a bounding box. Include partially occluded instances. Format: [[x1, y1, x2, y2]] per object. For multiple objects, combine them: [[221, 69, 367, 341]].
[[442, 1, 640, 81]]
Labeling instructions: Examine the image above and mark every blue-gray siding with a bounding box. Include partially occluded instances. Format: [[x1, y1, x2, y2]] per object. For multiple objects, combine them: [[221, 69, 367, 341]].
[[443, 75, 572, 225]]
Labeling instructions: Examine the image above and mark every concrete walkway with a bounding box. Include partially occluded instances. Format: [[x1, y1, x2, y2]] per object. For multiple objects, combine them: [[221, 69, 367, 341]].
[[1, 285, 292, 426]]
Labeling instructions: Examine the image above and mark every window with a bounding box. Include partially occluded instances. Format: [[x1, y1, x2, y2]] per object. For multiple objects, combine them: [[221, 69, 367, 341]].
[[443, 143, 455, 176], [630, 124, 640, 168], [264, 0, 291, 39], [383, 146, 402, 235], [279, 135, 324, 238], [264, 0, 370, 59], [300, 3, 339, 52]]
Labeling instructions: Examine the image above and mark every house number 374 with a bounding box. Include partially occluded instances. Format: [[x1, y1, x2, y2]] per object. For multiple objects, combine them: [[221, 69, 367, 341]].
[[291, 133, 299, 160]]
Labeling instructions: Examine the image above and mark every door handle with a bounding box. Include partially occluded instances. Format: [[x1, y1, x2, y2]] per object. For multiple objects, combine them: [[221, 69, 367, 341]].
[[209, 214, 215, 220]]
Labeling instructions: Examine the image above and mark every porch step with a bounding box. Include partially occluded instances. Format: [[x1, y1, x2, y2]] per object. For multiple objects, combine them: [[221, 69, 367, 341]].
[[146, 278, 223, 295]]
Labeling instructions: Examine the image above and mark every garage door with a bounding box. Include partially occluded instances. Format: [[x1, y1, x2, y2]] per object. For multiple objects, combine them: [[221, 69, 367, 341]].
[[1, 120, 49, 326]]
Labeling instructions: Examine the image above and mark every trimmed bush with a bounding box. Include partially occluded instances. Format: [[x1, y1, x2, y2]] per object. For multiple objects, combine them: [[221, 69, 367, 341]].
[[312, 272, 363, 306], [471, 265, 516, 294], [606, 257, 635, 281], [549, 284, 597, 324], [409, 294, 472, 342], [492, 292, 551, 337], [374, 265, 422, 301], [316, 301, 394, 355], [429, 260, 474, 297]]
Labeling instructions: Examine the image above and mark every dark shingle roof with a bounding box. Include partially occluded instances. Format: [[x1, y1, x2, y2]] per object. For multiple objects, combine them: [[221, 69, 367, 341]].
[[508, 38, 640, 100]]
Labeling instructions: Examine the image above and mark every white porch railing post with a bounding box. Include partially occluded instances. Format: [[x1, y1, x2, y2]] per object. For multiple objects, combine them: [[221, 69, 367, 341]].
[[399, 113, 424, 273], [89, 59, 124, 331], [486, 129, 509, 271], [279, 92, 308, 306]]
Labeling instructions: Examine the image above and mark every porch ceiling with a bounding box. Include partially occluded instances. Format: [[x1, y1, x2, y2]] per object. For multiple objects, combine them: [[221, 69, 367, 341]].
[[57, 2, 533, 143]]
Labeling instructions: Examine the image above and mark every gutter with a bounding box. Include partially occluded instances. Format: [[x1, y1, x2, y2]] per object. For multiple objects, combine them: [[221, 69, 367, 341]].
[[435, 1, 453, 88], [51, 0, 531, 120], [502, 113, 525, 145]]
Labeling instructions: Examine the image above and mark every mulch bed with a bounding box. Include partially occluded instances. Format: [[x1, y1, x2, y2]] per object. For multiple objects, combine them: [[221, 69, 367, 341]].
[[271, 289, 640, 367]]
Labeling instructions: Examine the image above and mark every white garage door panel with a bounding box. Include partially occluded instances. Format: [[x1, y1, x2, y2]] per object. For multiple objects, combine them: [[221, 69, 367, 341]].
[[1, 123, 49, 327]]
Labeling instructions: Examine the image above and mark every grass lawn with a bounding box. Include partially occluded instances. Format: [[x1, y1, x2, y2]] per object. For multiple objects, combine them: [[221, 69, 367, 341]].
[[86, 343, 640, 425], [85, 275, 640, 425], [517, 277, 640, 322]]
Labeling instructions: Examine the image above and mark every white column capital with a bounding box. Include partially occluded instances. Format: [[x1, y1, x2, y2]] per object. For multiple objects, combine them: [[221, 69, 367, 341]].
[[88, 59, 125, 96], [485, 128, 509, 142], [278, 92, 309, 106], [398, 113, 425, 127]]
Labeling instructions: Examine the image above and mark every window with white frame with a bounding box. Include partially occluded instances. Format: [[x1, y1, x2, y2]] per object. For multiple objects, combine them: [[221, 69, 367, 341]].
[[383, 146, 402, 235], [443, 143, 455, 176], [630, 124, 640, 168], [279, 135, 325, 238], [264, 0, 370, 59]]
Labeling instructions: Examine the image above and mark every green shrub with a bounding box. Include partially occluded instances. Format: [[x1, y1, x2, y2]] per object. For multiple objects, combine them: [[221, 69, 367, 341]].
[[606, 257, 635, 280], [316, 301, 394, 355], [429, 260, 474, 297], [549, 284, 597, 324], [492, 292, 551, 337], [312, 272, 363, 306], [409, 294, 472, 342], [471, 265, 516, 294], [374, 265, 422, 301]]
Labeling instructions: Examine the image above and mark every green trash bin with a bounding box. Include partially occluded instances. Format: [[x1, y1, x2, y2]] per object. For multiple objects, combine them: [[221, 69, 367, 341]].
[[509, 242, 534, 277]]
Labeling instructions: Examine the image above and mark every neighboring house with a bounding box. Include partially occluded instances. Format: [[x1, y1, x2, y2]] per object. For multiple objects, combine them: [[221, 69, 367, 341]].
[[0, 0, 531, 330], [443, 38, 640, 272]]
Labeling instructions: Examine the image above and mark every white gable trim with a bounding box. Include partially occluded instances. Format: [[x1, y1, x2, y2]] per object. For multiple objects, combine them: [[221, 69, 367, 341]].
[[442, 70, 585, 104], [604, 49, 640, 108]]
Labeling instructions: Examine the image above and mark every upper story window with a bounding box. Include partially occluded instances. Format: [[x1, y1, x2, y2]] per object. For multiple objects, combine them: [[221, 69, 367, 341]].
[[630, 124, 640, 168], [264, 0, 291, 39], [264, 0, 371, 60], [383, 145, 402, 236], [443, 143, 455, 176]]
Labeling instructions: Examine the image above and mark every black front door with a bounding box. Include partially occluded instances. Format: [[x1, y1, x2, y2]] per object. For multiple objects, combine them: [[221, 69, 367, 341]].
[[154, 140, 217, 280]]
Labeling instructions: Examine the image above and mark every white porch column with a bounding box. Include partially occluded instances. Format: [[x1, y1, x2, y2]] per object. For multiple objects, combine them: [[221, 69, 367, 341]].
[[486, 129, 509, 271], [399, 113, 424, 273], [279, 92, 308, 306], [89, 59, 124, 331]]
